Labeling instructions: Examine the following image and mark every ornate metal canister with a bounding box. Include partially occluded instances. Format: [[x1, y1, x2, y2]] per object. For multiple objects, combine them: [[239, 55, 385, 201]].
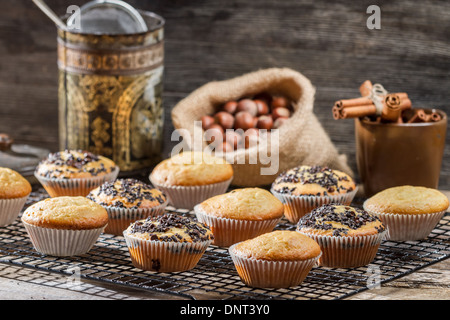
[[57, 10, 165, 173]]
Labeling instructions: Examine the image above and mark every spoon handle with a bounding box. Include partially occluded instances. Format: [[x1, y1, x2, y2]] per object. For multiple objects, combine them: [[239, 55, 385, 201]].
[[32, 0, 68, 31]]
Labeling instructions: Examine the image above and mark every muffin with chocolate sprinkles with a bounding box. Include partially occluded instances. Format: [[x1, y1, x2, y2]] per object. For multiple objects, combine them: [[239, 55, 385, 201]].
[[296, 204, 387, 268], [270, 165, 357, 223], [35, 150, 119, 197], [123, 213, 214, 272], [87, 178, 168, 235]]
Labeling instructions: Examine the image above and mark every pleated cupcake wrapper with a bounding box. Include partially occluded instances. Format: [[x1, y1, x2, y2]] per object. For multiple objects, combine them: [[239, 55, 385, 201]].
[[35, 166, 120, 197], [0, 195, 29, 227], [22, 220, 105, 257], [229, 244, 321, 288], [363, 207, 447, 241], [103, 199, 169, 236], [149, 175, 233, 210], [123, 232, 212, 272], [297, 230, 387, 268], [270, 187, 358, 224], [194, 205, 281, 247]]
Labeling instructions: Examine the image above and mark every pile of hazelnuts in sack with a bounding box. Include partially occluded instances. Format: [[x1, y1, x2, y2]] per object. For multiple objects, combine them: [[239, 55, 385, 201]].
[[201, 93, 293, 152]]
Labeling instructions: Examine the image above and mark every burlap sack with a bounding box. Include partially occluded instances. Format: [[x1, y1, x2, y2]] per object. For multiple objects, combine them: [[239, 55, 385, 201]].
[[171, 67, 352, 187]]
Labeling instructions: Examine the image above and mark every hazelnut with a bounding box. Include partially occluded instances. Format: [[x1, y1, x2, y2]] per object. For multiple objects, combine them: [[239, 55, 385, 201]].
[[225, 130, 242, 149], [272, 107, 291, 120], [244, 128, 260, 148], [216, 141, 234, 153], [254, 99, 269, 116], [271, 96, 290, 110], [222, 101, 238, 114], [273, 117, 289, 128], [236, 99, 258, 117], [234, 111, 255, 130], [253, 92, 272, 105], [201, 115, 215, 130], [204, 124, 224, 145], [214, 111, 235, 130], [256, 115, 273, 130]]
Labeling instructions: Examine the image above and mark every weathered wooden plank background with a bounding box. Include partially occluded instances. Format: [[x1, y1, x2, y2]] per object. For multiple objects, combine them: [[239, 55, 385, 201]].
[[0, 0, 449, 187]]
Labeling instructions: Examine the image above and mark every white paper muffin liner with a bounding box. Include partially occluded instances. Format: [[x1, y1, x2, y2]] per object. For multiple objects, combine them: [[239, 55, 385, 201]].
[[362, 204, 447, 241], [270, 187, 358, 224], [123, 232, 212, 272], [0, 195, 29, 227], [149, 175, 233, 209], [297, 230, 387, 268], [22, 220, 105, 257], [194, 205, 281, 247], [103, 198, 169, 236], [35, 166, 120, 197], [229, 243, 321, 288]]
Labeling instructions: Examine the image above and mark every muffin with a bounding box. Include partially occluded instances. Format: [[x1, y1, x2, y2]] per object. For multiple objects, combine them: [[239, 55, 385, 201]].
[[123, 213, 214, 272], [87, 178, 168, 235], [229, 230, 321, 288], [21, 196, 108, 256], [149, 151, 233, 209], [296, 204, 387, 268], [35, 149, 119, 197], [363, 186, 449, 241], [194, 188, 283, 246], [270, 165, 357, 223], [0, 167, 32, 226]]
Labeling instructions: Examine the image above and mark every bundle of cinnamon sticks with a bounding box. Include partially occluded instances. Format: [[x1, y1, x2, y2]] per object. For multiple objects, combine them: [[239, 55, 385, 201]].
[[332, 80, 441, 123]]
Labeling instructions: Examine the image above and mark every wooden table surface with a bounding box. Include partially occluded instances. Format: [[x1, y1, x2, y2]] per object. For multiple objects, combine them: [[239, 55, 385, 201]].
[[0, 0, 449, 301]]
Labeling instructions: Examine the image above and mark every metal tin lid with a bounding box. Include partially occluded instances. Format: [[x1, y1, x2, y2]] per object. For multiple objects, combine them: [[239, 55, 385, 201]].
[[67, 0, 148, 34]]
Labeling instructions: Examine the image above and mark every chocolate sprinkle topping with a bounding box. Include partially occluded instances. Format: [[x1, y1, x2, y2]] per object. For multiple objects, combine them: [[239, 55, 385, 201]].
[[296, 204, 385, 237], [272, 166, 353, 194], [87, 178, 166, 209], [38, 150, 113, 178], [129, 214, 213, 243]]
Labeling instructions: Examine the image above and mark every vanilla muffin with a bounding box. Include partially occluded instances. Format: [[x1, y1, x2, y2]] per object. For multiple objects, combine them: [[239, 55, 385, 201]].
[[0, 167, 32, 226], [35, 150, 119, 197], [123, 213, 214, 272], [87, 178, 168, 235], [149, 151, 233, 209], [229, 230, 321, 288], [364, 186, 449, 240], [271, 165, 357, 223], [21, 196, 108, 256], [296, 204, 387, 267], [194, 188, 283, 246]]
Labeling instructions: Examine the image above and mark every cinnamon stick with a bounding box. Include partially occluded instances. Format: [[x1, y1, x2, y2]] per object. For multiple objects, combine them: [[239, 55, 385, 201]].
[[430, 111, 442, 122]]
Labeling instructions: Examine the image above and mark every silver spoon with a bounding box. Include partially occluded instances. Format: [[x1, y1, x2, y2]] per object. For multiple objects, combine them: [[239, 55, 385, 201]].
[[32, 0, 68, 31]]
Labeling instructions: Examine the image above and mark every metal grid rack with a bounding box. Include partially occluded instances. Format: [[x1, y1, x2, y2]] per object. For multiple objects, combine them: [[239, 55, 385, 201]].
[[0, 188, 449, 300]]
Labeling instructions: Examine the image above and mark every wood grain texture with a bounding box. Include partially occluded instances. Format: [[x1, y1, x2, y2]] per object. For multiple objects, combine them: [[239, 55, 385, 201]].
[[0, 0, 449, 187]]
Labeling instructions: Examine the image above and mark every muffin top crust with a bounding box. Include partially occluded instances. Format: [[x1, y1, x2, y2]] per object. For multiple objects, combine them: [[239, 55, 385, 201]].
[[296, 204, 386, 237], [363, 185, 449, 215], [125, 213, 214, 243], [35, 150, 117, 179], [87, 178, 166, 209], [271, 165, 355, 196], [196, 187, 283, 220], [231, 230, 321, 261], [21, 196, 108, 230], [0, 167, 32, 199], [150, 151, 233, 186]]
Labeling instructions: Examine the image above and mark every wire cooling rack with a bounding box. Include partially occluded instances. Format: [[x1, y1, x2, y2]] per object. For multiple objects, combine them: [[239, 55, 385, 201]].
[[0, 188, 448, 300]]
